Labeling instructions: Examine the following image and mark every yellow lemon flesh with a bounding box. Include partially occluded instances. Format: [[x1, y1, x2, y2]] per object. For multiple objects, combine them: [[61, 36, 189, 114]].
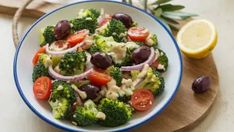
[[177, 19, 218, 59]]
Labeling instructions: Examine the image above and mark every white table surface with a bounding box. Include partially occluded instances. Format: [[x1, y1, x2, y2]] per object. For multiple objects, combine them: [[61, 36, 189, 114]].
[[1, 0, 234, 131]]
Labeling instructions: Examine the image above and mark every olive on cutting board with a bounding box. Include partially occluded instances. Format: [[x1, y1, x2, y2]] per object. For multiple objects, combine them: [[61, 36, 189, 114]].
[[192, 76, 211, 93]]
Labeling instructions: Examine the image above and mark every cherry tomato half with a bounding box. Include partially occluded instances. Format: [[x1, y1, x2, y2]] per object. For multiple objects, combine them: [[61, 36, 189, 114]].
[[131, 89, 154, 111], [33, 76, 52, 100], [128, 27, 150, 42], [32, 47, 46, 66], [88, 71, 111, 86], [67, 29, 88, 47]]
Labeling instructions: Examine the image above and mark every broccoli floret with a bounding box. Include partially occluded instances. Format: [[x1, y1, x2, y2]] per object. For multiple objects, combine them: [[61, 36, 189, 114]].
[[51, 56, 61, 68], [100, 19, 127, 42], [94, 35, 113, 52], [98, 98, 133, 127], [70, 17, 98, 33], [50, 80, 76, 102], [59, 52, 86, 75], [72, 100, 98, 126], [137, 67, 164, 96], [78, 9, 100, 20], [32, 61, 49, 82], [41, 26, 56, 46], [131, 70, 140, 81], [155, 49, 168, 72], [107, 66, 122, 86], [118, 95, 131, 103], [87, 44, 101, 54], [154, 71, 165, 95], [39, 54, 52, 67], [49, 81, 76, 119], [49, 98, 72, 119], [145, 34, 158, 47]]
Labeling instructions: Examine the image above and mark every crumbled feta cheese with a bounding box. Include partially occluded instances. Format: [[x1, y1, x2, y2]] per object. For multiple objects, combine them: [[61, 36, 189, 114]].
[[71, 121, 78, 126], [106, 90, 119, 100], [73, 87, 87, 100], [157, 64, 165, 70], [106, 79, 121, 100], [106, 78, 135, 99], [108, 43, 127, 64], [96, 112, 106, 120], [145, 34, 154, 46], [160, 51, 164, 56], [57, 85, 63, 90], [78, 89, 87, 100], [99, 86, 107, 96], [121, 79, 134, 96], [112, 32, 117, 35], [119, 32, 127, 37], [85, 17, 92, 20]]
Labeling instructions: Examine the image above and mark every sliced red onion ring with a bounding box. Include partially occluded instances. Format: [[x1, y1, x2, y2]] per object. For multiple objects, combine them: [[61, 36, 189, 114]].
[[121, 47, 155, 71], [85, 52, 93, 70], [48, 66, 92, 81], [45, 41, 85, 56]]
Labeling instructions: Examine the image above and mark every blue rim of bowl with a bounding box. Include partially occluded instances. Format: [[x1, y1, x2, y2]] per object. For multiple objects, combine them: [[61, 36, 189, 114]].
[[13, 0, 183, 132]]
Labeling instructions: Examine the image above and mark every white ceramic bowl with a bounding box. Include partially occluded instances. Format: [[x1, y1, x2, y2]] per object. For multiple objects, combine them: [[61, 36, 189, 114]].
[[13, 1, 182, 132]]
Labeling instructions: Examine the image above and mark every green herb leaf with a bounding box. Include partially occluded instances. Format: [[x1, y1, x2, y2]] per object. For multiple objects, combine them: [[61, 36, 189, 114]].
[[161, 16, 180, 24], [152, 0, 172, 5], [152, 8, 163, 17], [162, 11, 197, 20], [159, 4, 185, 12]]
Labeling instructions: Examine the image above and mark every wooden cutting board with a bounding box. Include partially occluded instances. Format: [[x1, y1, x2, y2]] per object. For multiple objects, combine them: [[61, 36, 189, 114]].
[[0, 0, 59, 18], [5, 0, 219, 131], [134, 54, 219, 132]]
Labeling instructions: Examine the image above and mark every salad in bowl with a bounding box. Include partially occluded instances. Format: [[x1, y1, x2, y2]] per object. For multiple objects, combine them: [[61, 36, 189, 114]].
[[14, 1, 182, 131], [32, 8, 168, 127]]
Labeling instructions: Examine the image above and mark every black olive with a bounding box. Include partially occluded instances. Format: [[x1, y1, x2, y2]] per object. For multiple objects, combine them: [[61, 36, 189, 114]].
[[80, 84, 100, 100], [132, 46, 151, 64], [112, 13, 133, 28], [192, 76, 211, 93], [54, 20, 71, 40], [91, 52, 112, 69]]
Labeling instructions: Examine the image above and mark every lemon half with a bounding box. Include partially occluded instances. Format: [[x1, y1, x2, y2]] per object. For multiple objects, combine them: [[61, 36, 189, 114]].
[[177, 19, 218, 59]]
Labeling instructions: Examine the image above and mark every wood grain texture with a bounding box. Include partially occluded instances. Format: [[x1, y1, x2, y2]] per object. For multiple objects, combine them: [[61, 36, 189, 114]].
[[133, 54, 219, 132], [0, 0, 58, 18], [6, 1, 219, 131]]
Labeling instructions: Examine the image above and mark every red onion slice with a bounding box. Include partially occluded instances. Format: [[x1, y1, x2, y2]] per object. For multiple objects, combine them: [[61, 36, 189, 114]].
[[85, 52, 93, 70], [121, 47, 155, 71], [48, 66, 92, 81], [45, 41, 84, 56]]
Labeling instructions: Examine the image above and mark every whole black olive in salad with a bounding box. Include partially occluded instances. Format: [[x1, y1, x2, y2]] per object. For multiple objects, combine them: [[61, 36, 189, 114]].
[[192, 76, 211, 93], [91, 52, 112, 69], [112, 13, 133, 28], [54, 20, 71, 40], [80, 84, 101, 99], [132, 46, 151, 64]]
